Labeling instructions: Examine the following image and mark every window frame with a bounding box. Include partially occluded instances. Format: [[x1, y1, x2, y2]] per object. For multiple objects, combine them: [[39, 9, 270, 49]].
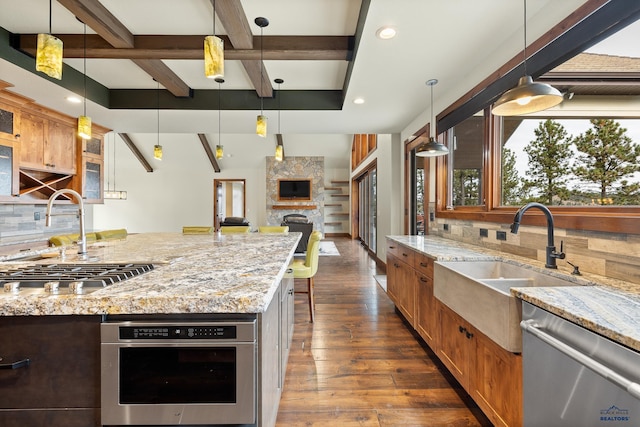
[[433, 1, 640, 235]]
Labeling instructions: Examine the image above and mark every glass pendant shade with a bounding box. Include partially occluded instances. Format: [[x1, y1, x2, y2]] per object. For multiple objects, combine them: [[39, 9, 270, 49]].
[[215, 144, 224, 159], [204, 36, 224, 79], [275, 144, 283, 161], [492, 75, 563, 116], [77, 115, 91, 140], [416, 137, 449, 157], [256, 115, 267, 137], [36, 33, 63, 80], [154, 144, 163, 160]]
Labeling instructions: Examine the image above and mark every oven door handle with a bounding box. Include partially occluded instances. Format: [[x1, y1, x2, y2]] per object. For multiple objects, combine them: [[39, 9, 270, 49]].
[[521, 319, 640, 400]]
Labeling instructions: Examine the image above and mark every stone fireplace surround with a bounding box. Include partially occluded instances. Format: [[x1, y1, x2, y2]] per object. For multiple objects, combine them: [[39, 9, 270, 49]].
[[265, 156, 324, 235]]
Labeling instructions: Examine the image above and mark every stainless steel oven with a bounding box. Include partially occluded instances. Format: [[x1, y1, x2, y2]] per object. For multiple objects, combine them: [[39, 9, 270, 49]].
[[101, 319, 256, 426]]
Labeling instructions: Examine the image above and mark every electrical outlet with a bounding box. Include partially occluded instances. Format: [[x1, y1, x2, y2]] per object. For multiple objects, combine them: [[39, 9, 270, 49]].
[[496, 231, 507, 241], [443, 224, 449, 231], [34, 212, 40, 221], [480, 228, 488, 237]]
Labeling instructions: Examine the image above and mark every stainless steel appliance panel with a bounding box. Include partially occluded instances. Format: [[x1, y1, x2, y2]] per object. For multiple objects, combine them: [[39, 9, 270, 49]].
[[101, 320, 256, 426], [522, 302, 640, 427]]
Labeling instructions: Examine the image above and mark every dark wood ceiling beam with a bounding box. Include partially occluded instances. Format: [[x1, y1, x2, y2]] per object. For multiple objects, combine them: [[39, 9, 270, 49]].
[[118, 133, 153, 173], [57, 0, 134, 48], [214, 0, 253, 49], [241, 59, 272, 98], [17, 35, 351, 60], [197, 133, 221, 173], [56, 0, 191, 98], [131, 59, 191, 98]]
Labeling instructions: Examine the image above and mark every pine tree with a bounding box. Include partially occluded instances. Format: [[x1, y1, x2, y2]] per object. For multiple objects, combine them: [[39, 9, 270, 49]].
[[572, 119, 640, 202], [501, 147, 521, 205], [523, 119, 572, 205]]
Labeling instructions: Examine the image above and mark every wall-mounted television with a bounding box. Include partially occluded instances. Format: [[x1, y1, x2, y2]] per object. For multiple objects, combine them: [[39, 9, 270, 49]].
[[277, 179, 312, 201]]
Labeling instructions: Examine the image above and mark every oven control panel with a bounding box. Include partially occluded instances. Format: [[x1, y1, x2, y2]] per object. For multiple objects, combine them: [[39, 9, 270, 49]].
[[119, 325, 237, 340]]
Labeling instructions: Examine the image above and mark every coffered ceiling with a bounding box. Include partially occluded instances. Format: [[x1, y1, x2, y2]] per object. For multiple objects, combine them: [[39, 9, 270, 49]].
[[0, 0, 613, 136]]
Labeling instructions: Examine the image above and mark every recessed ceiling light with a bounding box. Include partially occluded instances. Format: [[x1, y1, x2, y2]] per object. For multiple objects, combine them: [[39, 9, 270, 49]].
[[376, 26, 397, 40], [66, 96, 82, 104], [353, 97, 365, 105]]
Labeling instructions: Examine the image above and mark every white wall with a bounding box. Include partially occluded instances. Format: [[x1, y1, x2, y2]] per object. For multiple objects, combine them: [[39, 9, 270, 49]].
[[93, 133, 351, 233]]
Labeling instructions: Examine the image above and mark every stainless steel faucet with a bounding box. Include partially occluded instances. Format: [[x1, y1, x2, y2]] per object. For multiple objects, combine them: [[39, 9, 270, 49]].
[[45, 189, 87, 257], [510, 202, 565, 269]]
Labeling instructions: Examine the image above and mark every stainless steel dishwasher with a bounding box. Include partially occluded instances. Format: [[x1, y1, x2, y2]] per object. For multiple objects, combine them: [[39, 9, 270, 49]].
[[521, 302, 640, 427]]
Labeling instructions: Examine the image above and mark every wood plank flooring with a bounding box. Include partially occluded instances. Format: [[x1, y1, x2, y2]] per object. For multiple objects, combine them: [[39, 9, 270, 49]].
[[276, 237, 493, 427]]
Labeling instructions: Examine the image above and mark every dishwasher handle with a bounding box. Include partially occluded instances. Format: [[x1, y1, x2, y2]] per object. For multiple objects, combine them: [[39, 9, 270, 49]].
[[521, 319, 640, 401]]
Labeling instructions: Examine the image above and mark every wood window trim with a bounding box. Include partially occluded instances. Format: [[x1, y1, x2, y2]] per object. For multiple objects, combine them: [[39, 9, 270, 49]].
[[432, 2, 640, 236]]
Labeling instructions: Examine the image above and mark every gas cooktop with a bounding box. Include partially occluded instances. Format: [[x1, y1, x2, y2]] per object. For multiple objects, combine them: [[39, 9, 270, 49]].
[[1, 263, 154, 295]]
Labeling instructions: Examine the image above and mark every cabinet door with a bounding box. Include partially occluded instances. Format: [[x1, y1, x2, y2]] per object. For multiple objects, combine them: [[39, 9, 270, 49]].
[[0, 104, 19, 140], [46, 120, 76, 174], [82, 159, 103, 202], [395, 261, 416, 326], [416, 271, 437, 351], [19, 112, 46, 169], [437, 302, 474, 390], [386, 253, 401, 306], [0, 316, 100, 414], [473, 333, 523, 427], [0, 139, 19, 197]]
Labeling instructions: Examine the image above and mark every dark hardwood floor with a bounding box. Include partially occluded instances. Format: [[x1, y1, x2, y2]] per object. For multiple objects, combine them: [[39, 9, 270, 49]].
[[276, 237, 493, 427]]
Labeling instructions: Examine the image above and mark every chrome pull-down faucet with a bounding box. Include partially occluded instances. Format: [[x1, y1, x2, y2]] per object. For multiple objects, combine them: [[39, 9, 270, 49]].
[[510, 202, 565, 269], [45, 189, 87, 257]]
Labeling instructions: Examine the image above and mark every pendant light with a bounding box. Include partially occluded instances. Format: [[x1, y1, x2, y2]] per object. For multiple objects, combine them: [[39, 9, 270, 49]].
[[215, 77, 224, 159], [36, 0, 63, 80], [274, 78, 284, 161], [204, 0, 224, 79], [255, 17, 269, 138], [416, 79, 448, 157], [77, 23, 91, 140], [154, 80, 163, 160], [492, 0, 563, 116]]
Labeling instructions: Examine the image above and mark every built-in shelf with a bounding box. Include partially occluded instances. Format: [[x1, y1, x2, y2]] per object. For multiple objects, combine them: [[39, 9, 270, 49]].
[[272, 204, 317, 210], [325, 222, 343, 226], [327, 212, 349, 216], [325, 203, 342, 207], [330, 194, 349, 198], [331, 180, 349, 185], [323, 180, 349, 235]]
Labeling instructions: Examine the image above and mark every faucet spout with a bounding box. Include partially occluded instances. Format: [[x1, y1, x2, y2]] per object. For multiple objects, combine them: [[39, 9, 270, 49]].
[[45, 189, 87, 256], [510, 202, 565, 269]]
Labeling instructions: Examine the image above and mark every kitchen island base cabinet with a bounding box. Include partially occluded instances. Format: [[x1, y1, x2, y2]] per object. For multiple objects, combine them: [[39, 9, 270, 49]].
[[0, 315, 101, 427]]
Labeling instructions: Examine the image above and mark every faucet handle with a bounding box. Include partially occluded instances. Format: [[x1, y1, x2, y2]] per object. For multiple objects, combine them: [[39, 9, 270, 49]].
[[554, 240, 566, 260]]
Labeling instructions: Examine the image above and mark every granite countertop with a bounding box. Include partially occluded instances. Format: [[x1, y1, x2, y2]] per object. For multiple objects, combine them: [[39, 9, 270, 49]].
[[0, 232, 301, 316], [387, 235, 640, 352]]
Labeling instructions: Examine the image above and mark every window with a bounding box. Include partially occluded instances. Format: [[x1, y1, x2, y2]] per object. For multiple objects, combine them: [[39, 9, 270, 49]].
[[356, 164, 377, 252], [433, 7, 640, 234], [500, 118, 640, 207]]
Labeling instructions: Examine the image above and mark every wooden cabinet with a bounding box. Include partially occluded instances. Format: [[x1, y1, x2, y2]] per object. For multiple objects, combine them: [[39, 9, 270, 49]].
[[0, 137, 19, 198], [19, 113, 76, 174], [0, 315, 101, 427], [386, 253, 416, 326], [473, 328, 523, 427], [415, 254, 438, 350], [385, 239, 523, 426], [437, 301, 476, 390], [0, 103, 20, 141]]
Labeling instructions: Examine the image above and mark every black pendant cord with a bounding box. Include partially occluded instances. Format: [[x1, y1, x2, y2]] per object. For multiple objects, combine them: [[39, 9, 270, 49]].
[[260, 25, 264, 115], [157, 81, 160, 146], [49, 0, 52, 34], [83, 23, 87, 116], [218, 80, 222, 144], [212, 0, 216, 35], [523, 0, 527, 76]]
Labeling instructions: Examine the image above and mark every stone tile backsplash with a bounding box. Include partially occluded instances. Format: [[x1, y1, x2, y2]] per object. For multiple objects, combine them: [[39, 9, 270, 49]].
[[430, 217, 640, 285], [0, 204, 79, 240]]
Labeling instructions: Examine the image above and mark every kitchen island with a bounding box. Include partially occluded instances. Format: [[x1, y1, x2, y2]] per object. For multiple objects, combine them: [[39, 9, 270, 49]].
[[0, 232, 301, 427]]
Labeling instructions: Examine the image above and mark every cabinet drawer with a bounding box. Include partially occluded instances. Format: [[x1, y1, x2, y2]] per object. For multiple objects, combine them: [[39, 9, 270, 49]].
[[414, 253, 433, 276], [387, 243, 415, 265]]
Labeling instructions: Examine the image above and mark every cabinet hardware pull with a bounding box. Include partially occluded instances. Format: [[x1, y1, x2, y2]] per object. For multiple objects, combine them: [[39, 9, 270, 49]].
[[420, 262, 428, 267], [0, 357, 30, 370], [458, 326, 466, 333], [402, 253, 409, 257], [465, 331, 474, 339], [420, 277, 428, 283]]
